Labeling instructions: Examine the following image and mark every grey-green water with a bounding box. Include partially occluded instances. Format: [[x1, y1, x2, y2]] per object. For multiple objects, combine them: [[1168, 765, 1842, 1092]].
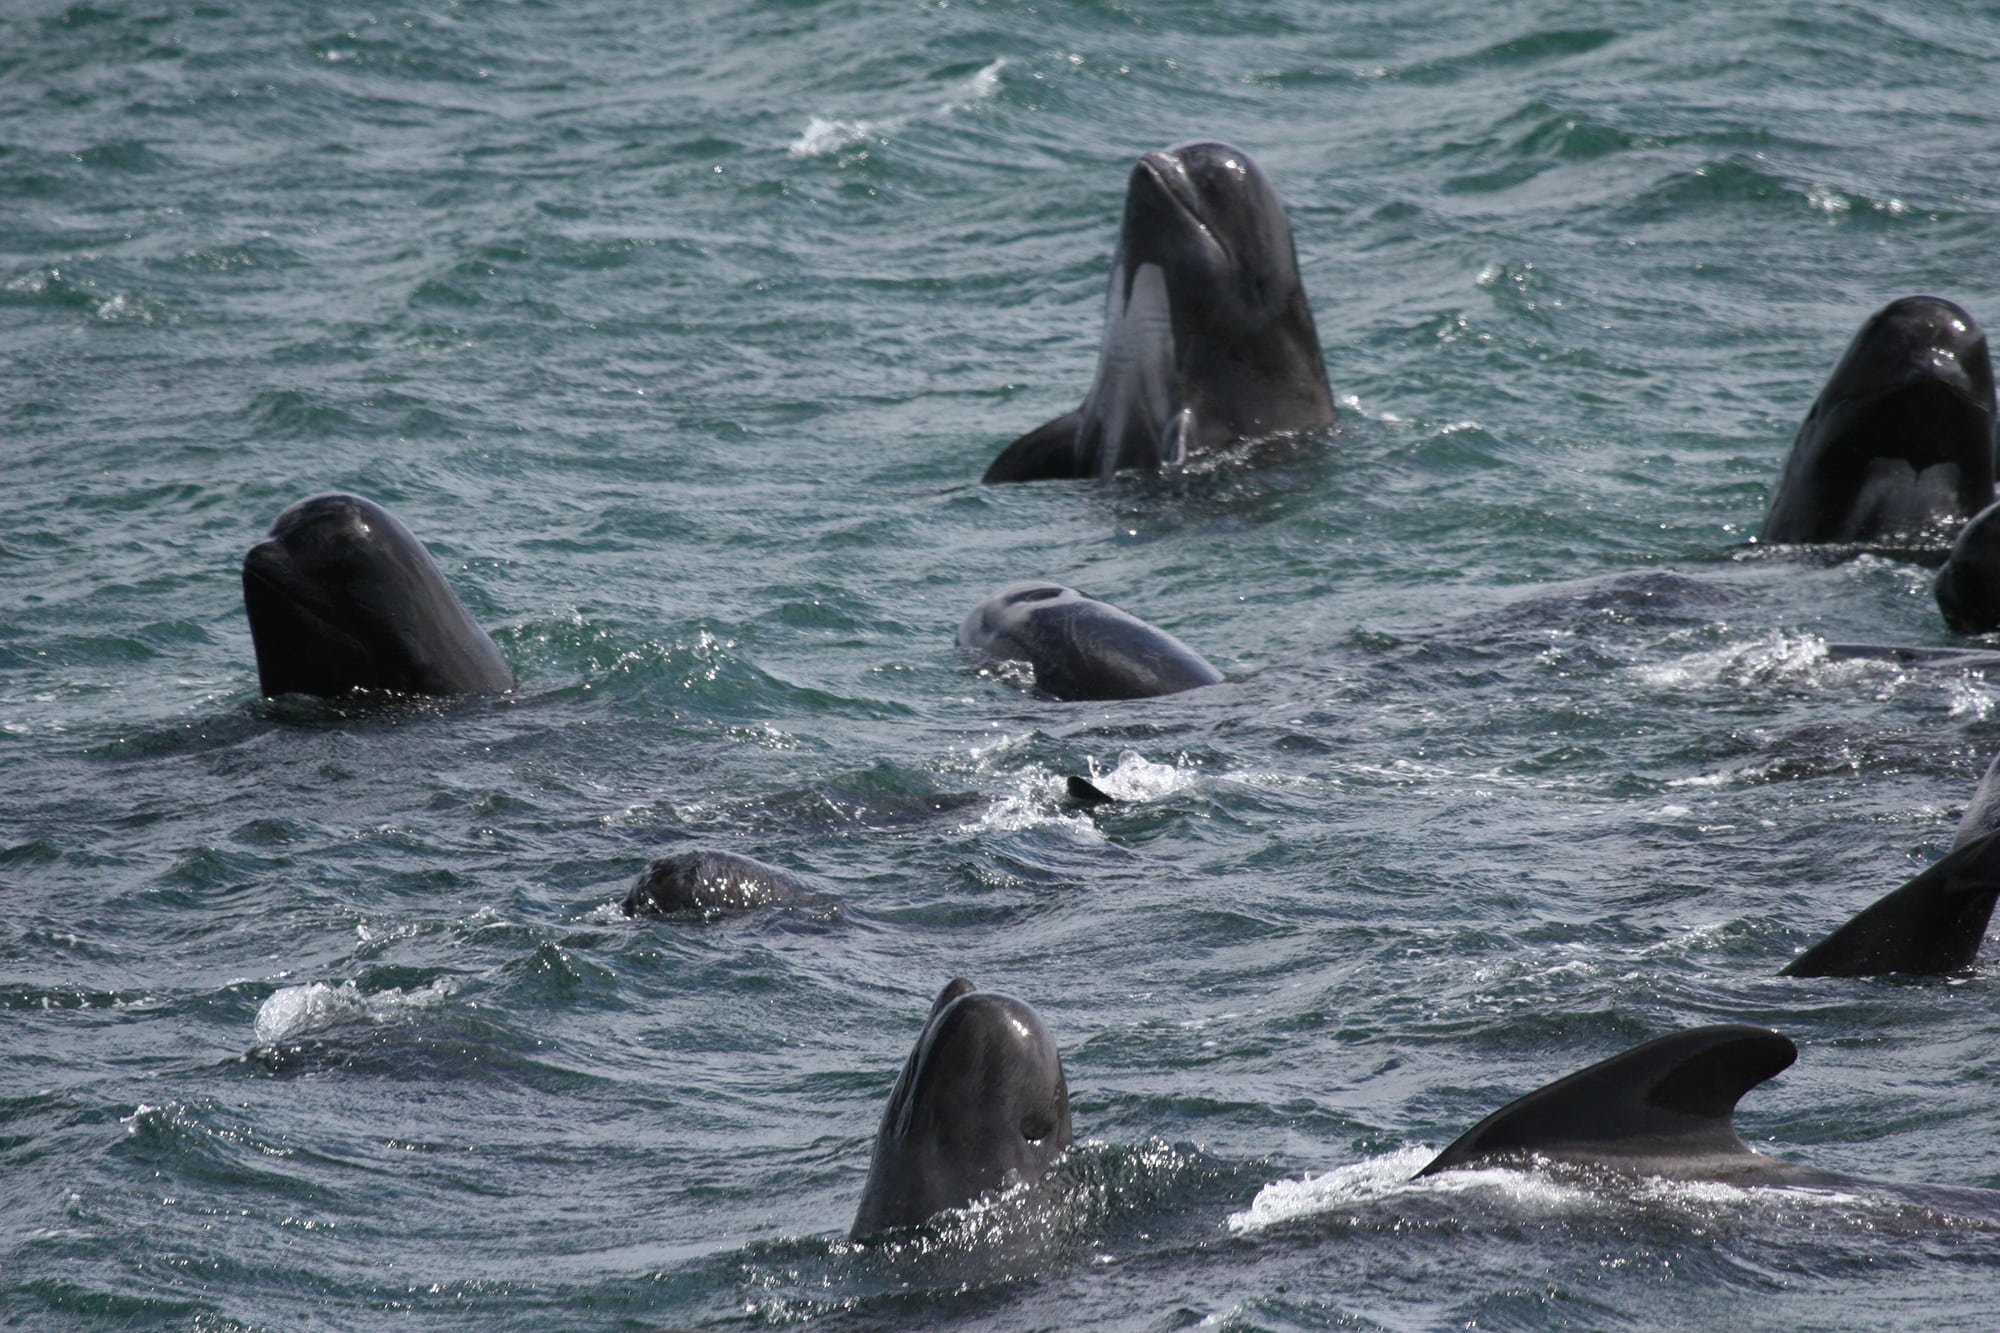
[[7, 1, 2000, 1329]]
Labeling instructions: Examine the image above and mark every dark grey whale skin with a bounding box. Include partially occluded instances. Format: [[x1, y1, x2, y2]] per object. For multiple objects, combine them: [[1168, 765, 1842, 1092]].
[[850, 979, 1072, 1239], [1758, 295, 1996, 548], [1955, 750, 2000, 849], [242, 492, 514, 699], [958, 582, 1223, 702], [1416, 1026, 2000, 1223], [1418, 1026, 1833, 1185], [1780, 825, 2000, 978], [983, 140, 1334, 483], [620, 851, 823, 916], [1418, 1027, 1843, 1186], [1936, 497, 2000, 633]]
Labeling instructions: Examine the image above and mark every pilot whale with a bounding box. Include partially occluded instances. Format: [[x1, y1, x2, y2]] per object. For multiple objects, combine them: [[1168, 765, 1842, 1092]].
[[1405, 1025, 2000, 1223], [621, 850, 824, 916], [242, 493, 514, 699], [1935, 497, 2000, 633], [1417, 1025, 1834, 1185], [982, 140, 1335, 483], [958, 582, 1223, 701], [1780, 825, 2000, 978], [850, 979, 1072, 1238], [1758, 295, 1996, 548]]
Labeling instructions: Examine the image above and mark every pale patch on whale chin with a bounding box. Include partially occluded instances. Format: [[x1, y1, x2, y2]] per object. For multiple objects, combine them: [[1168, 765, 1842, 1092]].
[[1084, 261, 1181, 474]]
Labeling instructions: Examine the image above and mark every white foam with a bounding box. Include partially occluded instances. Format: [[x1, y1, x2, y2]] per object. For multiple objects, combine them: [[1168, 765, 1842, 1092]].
[[1231, 1151, 1885, 1235], [952, 749, 1201, 836], [1633, 633, 1831, 690], [1227, 1148, 1436, 1231], [787, 116, 874, 158], [252, 979, 450, 1046], [789, 58, 1004, 157], [1078, 751, 1198, 802], [966, 765, 1092, 835], [1945, 674, 1999, 720], [944, 58, 1006, 112]]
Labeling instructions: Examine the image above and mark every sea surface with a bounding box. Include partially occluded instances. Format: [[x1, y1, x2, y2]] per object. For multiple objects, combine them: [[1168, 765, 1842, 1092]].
[[7, 1, 2000, 1329]]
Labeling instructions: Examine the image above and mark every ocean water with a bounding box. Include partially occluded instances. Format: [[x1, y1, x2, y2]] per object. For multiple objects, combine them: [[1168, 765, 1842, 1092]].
[[6, 0, 2000, 1328]]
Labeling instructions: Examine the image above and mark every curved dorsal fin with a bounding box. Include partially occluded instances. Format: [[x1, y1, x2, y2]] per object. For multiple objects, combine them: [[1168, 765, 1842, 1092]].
[[1782, 825, 2000, 977], [1416, 1025, 1796, 1176]]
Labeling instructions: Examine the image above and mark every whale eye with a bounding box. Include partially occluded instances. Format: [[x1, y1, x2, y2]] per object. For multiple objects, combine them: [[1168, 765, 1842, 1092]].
[[1020, 1108, 1055, 1142]]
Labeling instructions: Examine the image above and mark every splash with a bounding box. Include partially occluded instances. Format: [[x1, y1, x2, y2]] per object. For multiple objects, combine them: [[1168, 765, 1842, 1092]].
[[789, 116, 874, 158], [251, 978, 450, 1046], [1076, 750, 1198, 802], [1227, 1148, 1438, 1231], [789, 58, 1005, 157]]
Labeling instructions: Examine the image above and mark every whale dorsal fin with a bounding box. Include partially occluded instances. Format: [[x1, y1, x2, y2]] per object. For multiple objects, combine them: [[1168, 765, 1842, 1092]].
[[1781, 825, 2000, 977], [1416, 1026, 1796, 1176], [1065, 775, 1116, 806], [982, 412, 1090, 483]]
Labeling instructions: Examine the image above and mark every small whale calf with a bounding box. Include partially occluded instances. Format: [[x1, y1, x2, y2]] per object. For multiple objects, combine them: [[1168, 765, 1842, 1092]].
[[1758, 295, 1996, 548], [242, 493, 514, 699], [982, 140, 1334, 483], [959, 582, 1222, 701], [850, 979, 1071, 1238]]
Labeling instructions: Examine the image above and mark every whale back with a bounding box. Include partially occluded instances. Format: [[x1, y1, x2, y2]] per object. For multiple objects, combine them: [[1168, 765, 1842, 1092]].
[[1417, 1026, 1812, 1182], [957, 582, 1222, 701]]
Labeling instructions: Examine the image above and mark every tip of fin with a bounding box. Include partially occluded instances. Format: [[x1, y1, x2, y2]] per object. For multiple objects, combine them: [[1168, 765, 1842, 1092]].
[[1065, 775, 1117, 806], [1416, 1025, 1796, 1177], [929, 977, 977, 1016]]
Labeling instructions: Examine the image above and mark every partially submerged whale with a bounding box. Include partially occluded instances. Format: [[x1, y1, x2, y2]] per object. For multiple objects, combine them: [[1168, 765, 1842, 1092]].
[[1758, 295, 1996, 548], [851, 978, 1072, 1238], [1780, 825, 2000, 978], [1417, 1026, 1835, 1185], [1955, 751, 2000, 848], [958, 582, 1223, 702], [242, 493, 514, 699], [1823, 643, 2000, 670], [1064, 775, 1118, 807], [982, 140, 1334, 483], [621, 850, 822, 916], [1935, 497, 2000, 633]]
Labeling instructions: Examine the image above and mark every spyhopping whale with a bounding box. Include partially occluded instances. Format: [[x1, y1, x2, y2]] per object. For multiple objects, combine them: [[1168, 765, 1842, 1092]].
[[850, 979, 1071, 1238], [982, 140, 1335, 483], [242, 493, 514, 699], [1758, 295, 1996, 548]]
